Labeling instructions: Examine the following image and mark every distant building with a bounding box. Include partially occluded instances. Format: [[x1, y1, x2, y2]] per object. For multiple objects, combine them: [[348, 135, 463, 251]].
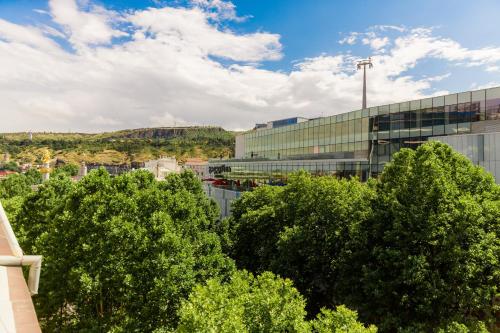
[[0, 170, 17, 179], [143, 157, 180, 180], [183, 158, 208, 178], [266, 117, 308, 129], [20, 164, 32, 172], [77, 162, 88, 180], [87, 163, 131, 176], [131, 161, 145, 170]]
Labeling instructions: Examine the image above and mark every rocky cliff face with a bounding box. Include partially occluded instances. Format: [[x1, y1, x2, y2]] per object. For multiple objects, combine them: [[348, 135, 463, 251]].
[[108, 127, 227, 139]]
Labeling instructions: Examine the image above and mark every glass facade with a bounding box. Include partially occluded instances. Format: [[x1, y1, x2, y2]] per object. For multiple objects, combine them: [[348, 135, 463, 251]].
[[430, 132, 500, 183], [210, 87, 500, 182]]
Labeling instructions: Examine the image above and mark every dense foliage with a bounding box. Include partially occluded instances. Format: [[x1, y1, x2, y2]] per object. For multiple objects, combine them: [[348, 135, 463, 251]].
[[176, 270, 376, 333], [346, 142, 500, 331], [0, 168, 41, 199], [0, 160, 21, 172], [11, 169, 235, 332], [228, 141, 500, 332], [53, 163, 79, 177]]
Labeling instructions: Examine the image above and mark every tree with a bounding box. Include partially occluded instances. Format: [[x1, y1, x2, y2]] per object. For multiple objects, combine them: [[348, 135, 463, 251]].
[[0, 168, 42, 200], [176, 270, 376, 333], [228, 184, 285, 273], [13, 173, 74, 252], [273, 172, 374, 313], [24, 168, 43, 185], [0, 173, 32, 199], [0, 160, 20, 172], [226, 142, 498, 332], [311, 306, 377, 333], [228, 171, 375, 314], [13, 169, 235, 332], [346, 141, 500, 331], [53, 163, 79, 177]]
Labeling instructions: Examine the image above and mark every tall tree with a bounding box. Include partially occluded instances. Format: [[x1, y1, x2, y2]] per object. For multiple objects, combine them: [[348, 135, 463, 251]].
[[176, 270, 376, 333], [274, 172, 374, 313], [346, 141, 500, 331], [13, 169, 235, 332]]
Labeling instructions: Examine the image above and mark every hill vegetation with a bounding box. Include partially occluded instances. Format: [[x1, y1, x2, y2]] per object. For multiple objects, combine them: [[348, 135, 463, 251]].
[[0, 127, 236, 165]]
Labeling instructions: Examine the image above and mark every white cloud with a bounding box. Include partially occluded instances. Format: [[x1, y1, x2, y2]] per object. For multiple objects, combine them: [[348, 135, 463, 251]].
[[471, 81, 500, 90], [0, 1, 499, 132], [0, 19, 60, 50], [127, 7, 281, 62], [190, 0, 248, 22], [366, 37, 389, 51], [339, 32, 358, 45], [48, 0, 126, 49]]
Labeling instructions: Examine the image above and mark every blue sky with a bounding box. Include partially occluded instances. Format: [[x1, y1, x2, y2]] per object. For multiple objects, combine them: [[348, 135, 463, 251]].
[[0, 0, 499, 131]]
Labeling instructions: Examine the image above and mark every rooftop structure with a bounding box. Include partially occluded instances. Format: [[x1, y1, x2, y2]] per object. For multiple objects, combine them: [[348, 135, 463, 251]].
[[143, 157, 180, 180]]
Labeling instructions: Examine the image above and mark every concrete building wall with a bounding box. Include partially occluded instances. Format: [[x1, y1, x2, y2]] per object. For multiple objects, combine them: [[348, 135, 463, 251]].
[[203, 184, 242, 218], [235, 134, 245, 159], [143, 157, 180, 180]]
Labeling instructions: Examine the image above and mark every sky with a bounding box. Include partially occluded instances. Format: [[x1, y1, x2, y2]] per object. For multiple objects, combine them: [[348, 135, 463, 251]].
[[0, 0, 500, 132]]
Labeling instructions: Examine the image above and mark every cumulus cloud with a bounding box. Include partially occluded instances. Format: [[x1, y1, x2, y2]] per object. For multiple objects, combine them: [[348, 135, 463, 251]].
[[0, 0, 499, 132], [190, 0, 248, 22], [48, 0, 126, 49]]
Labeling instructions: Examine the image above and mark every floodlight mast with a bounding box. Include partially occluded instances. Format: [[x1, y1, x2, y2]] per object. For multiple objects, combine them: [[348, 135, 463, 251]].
[[357, 57, 373, 109]]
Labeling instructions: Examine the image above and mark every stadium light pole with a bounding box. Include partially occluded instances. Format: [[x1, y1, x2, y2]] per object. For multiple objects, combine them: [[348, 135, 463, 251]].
[[357, 57, 373, 109]]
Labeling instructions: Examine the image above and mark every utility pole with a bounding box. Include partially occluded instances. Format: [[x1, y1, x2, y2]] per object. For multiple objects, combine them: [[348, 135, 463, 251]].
[[357, 57, 373, 109]]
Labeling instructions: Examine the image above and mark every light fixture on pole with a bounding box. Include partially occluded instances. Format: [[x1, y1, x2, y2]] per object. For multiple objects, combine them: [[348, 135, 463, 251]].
[[357, 57, 373, 109]]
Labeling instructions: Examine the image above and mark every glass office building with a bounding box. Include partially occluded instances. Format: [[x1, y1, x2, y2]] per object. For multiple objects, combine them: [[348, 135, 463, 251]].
[[209, 86, 500, 183]]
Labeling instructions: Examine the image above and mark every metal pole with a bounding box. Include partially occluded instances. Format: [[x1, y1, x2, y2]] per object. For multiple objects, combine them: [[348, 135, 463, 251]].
[[362, 65, 367, 109], [357, 57, 373, 110]]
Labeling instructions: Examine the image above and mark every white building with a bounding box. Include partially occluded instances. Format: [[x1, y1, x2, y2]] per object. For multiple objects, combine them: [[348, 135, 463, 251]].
[[143, 157, 180, 180]]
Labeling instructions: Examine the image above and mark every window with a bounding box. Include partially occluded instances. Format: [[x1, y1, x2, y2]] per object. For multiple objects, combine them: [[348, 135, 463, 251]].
[[486, 87, 500, 120], [457, 103, 471, 123], [348, 120, 355, 143], [341, 121, 348, 144], [377, 114, 390, 140], [335, 122, 342, 144], [471, 89, 486, 121], [422, 108, 433, 127]]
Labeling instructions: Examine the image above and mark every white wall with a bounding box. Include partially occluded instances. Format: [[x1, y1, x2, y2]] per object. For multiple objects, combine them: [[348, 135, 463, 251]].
[[235, 134, 246, 159]]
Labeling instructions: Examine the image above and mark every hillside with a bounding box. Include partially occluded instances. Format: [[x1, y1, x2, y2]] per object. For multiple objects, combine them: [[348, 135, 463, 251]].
[[0, 127, 236, 166]]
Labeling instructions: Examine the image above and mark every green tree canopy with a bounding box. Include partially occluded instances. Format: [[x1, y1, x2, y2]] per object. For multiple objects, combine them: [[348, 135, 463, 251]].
[[53, 163, 79, 177], [226, 142, 498, 332], [0, 160, 20, 172], [345, 141, 500, 331], [176, 270, 376, 333], [13, 169, 235, 332], [0, 173, 33, 199], [228, 171, 375, 313]]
